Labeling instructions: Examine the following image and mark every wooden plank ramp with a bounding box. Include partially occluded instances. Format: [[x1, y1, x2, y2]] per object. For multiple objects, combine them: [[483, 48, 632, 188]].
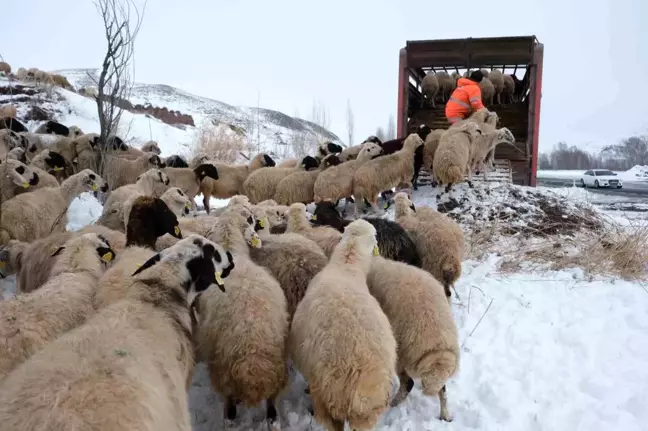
[[415, 159, 513, 187]]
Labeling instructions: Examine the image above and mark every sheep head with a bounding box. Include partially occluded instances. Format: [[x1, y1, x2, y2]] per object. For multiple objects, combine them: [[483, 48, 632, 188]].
[[357, 142, 383, 161], [193, 163, 219, 182], [341, 219, 379, 259], [126, 196, 183, 248], [261, 154, 276, 167], [132, 234, 234, 293], [299, 155, 319, 171], [394, 192, 416, 219], [403, 133, 425, 151], [0, 158, 39, 189], [321, 154, 342, 169], [363, 135, 382, 145]]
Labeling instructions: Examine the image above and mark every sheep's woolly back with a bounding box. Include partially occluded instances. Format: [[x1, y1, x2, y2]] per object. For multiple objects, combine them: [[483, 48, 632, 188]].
[[352, 134, 424, 205], [479, 77, 495, 105], [274, 154, 341, 205], [422, 129, 445, 170], [432, 123, 481, 186], [0, 236, 226, 430], [198, 153, 272, 205], [395, 197, 464, 295], [286, 203, 341, 257], [367, 257, 459, 403], [242, 158, 314, 204], [290, 219, 397, 430], [250, 230, 327, 321], [196, 214, 288, 406], [313, 143, 382, 202], [0, 233, 114, 380], [0, 169, 106, 245], [104, 153, 165, 190], [422, 73, 439, 102]]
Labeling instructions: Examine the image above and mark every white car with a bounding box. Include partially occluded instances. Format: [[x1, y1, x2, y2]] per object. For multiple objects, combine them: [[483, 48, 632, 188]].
[[580, 169, 623, 188]]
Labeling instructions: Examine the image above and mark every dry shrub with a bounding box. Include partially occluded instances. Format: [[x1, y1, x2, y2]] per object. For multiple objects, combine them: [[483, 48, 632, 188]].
[[496, 218, 648, 281], [191, 121, 251, 164]]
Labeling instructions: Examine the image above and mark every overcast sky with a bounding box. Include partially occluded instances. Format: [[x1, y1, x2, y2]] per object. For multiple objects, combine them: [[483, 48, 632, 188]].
[[3, 0, 647, 151]]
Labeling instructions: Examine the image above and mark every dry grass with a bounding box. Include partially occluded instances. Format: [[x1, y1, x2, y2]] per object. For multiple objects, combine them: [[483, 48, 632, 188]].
[[191, 121, 251, 164], [472, 217, 648, 281]]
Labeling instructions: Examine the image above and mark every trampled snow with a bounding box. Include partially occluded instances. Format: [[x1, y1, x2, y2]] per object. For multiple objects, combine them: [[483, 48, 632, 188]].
[[1, 74, 647, 431]]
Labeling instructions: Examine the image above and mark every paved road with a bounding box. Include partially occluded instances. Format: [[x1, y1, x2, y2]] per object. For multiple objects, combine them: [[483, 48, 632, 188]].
[[537, 177, 648, 197]]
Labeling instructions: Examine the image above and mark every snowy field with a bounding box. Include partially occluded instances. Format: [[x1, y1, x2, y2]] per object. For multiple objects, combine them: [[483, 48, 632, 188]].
[[1, 74, 647, 431], [537, 166, 648, 182], [5, 184, 646, 431]]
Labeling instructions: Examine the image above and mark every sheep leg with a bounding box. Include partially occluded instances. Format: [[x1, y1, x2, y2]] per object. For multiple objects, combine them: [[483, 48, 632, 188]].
[[203, 194, 211, 214], [444, 183, 452, 194], [390, 372, 415, 407], [438, 385, 453, 422], [223, 396, 237, 428], [266, 397, 281, 431]]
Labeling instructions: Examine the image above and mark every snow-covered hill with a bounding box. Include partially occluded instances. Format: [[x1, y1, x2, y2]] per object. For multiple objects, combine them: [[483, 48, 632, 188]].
[[53, 68, 342, 159]]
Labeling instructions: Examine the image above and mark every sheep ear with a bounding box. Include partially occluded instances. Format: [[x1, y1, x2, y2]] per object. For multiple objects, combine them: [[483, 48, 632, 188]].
[[409, 203, 416, 212], [51, 246, 65, 257], [131, 253, 162, 276]]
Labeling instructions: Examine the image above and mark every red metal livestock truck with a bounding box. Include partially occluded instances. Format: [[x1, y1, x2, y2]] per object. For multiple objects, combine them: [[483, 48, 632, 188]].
[[396, 36, 544, 186]]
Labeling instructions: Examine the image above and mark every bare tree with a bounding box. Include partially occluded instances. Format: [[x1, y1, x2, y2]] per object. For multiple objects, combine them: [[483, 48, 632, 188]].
[[386, 114, 396, 140], [289, 107, 309, 158], [91, 0, 146, 177], [346, 98, 355, 146], [375, 126, 387, 142], [311, 98, 331, 130]]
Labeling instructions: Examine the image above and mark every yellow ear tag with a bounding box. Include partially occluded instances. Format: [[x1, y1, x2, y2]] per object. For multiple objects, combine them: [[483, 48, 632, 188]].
[[53, 166, 63, 172], [384, 203, 389, 209], [22, 182, 29, 188], [259, 219, 266, 228], [174, 226, 181, 236], [185, 202, 192, 209], [311, 214, 317, 220], [215, 271, 223, 285], [91, 184, 98, 191], [251, 236, 261, 248], [372, 245, 380, 256], [300, 164, 305, 168], [101, 251, 113, 263]]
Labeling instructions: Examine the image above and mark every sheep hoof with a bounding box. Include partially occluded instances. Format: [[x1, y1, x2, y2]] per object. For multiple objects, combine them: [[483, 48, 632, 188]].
[[304, 387, 310, 395], [436, 194, 441, 200], [440, 413, 454, 422], [468, 181, 474, 189]]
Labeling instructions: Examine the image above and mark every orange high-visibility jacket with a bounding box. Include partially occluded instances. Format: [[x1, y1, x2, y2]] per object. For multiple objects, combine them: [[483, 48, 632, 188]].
[[445, 78, 485, 122]]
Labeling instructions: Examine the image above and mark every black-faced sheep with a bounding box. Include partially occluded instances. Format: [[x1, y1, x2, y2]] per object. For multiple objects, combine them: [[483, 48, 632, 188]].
[[165, 154, 189, 168], [242, 155, 319, 204], [311, 201, 421, 267], [0, 233, 116, 380], [353, 133, 424, 215], [0, 235, 233, 431], [98, 168, 171, 231], [290, 219, 399, 431], [195, 212, 287, 430], [367, 256, 459, 421], [34, 120, 70, 137], [93, 196, 184, 309], [394, 193, 464, 299], [0, 169, 107, 246], [278, 141, 344, 168], [198, 152, 275, 213], [162, 163, 219, 203], [0, 117, 27, 133], [432, 122, 483, 193], [274, 154, 342, 205]]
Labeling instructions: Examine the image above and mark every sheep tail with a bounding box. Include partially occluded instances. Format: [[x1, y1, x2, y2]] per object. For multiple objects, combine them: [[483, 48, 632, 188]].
[[416, 348, 458, 397], [446, 166, 463, 184], [345, 367, 394, 426], [230, 356, 287, 406], [442, 265, 456, 299]]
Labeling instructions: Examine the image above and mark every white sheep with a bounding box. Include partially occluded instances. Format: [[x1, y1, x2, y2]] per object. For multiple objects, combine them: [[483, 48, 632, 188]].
[[242, 155, 320, 204], [195, 212, 288, 430], [0, 169, 108, 246], [0, 235, 234, 431], [290, 219, 399, 431], [104, 152, 166, 190], [367, 256, 459, 421], [0, 233, 116, 380], [352, 133, 424, 215], [285, 202, 341, 257], [432, 122, 483, 193]]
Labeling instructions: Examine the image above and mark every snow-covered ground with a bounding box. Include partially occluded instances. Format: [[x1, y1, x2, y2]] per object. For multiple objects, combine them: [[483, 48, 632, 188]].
[[538, 166, 648, 182], [2, 73, 648, 431]]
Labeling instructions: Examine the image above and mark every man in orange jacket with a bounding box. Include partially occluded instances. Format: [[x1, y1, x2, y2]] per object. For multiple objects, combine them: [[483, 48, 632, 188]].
[[445, 70, 485, 124]]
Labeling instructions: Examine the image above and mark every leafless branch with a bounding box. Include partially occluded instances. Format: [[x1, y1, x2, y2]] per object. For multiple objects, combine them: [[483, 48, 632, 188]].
[[93, 0, 146, 178]]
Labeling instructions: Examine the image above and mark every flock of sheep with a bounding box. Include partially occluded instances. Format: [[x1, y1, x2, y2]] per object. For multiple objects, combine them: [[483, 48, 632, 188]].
[[422, 68, 529, 107], [0, 67, 516, 430]]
